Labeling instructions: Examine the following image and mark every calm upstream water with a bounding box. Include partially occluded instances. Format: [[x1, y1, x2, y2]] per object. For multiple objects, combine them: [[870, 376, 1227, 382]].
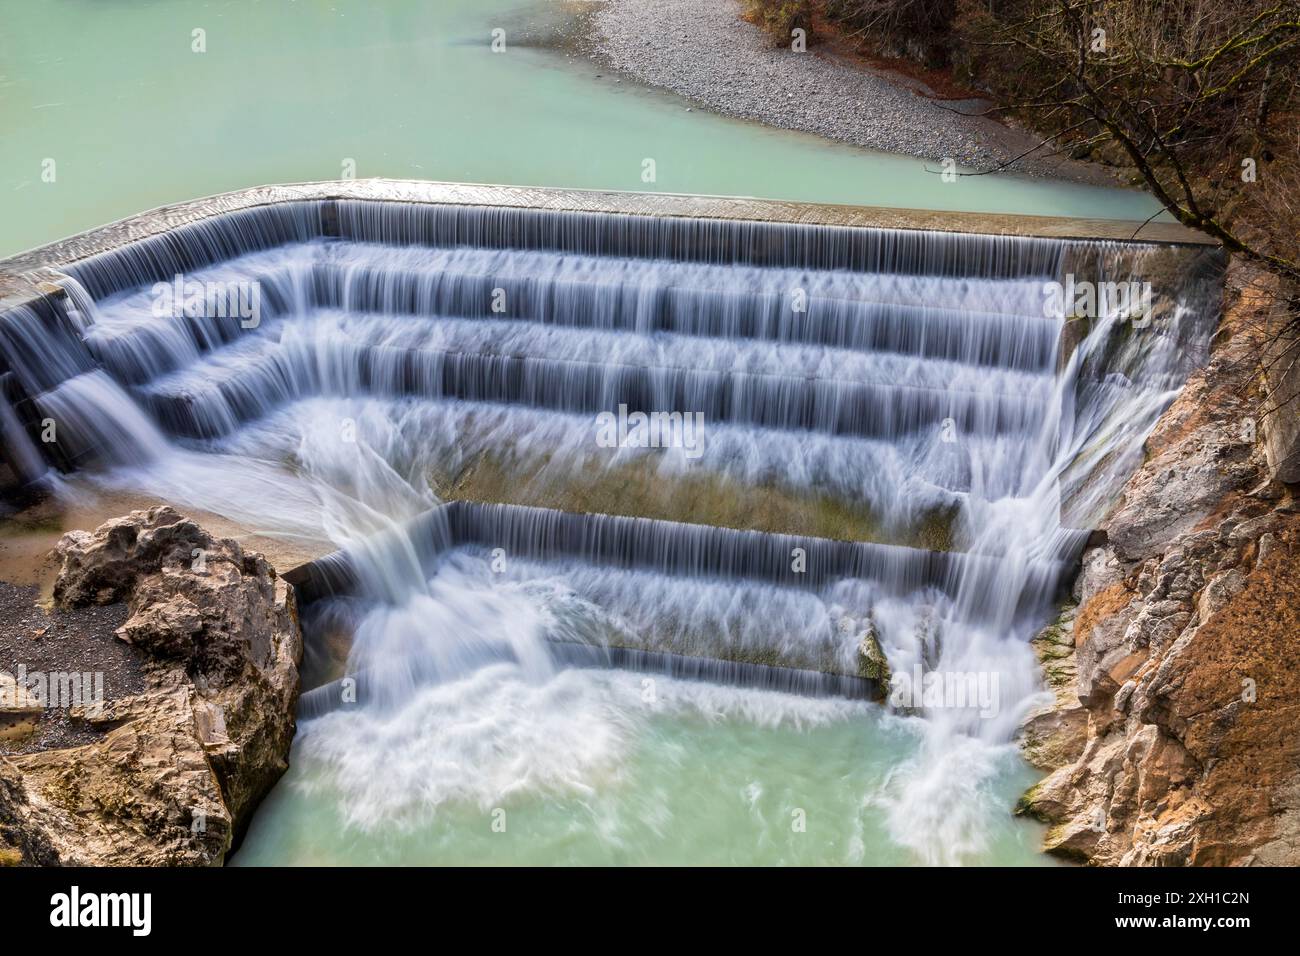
[[0, 0, 1161, 259], [0, 1, 1190, 867]]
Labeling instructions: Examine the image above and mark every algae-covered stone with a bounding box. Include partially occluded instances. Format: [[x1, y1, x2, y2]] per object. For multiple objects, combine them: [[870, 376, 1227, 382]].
[[856, 623, 891, 691]]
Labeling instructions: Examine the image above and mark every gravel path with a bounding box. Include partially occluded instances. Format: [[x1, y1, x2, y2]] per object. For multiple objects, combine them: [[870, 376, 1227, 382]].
[[585, 0, 1113, 184]]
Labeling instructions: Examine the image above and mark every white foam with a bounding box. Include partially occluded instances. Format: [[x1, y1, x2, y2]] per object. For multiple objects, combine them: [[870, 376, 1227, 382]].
[[295, 665, 868, 832]]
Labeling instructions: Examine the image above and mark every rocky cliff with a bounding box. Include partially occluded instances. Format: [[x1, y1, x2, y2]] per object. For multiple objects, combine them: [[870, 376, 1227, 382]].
[[0, 507, 301, 865], [1019, 265, 1300, 865]]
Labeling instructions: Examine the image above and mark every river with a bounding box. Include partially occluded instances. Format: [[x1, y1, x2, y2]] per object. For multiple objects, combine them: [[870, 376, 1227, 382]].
[[1, 0, 1183, 867]]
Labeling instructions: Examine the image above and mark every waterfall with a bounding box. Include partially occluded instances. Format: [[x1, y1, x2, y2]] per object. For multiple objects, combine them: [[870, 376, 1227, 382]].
[[0, 199, 1224, 862]]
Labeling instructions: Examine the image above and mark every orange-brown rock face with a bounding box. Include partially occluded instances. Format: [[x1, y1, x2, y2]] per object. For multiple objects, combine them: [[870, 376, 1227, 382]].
[[1018, 264, 1300, 866]]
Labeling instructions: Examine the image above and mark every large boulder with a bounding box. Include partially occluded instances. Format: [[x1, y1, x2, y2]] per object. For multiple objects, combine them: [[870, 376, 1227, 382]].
[[0, 506, 301, 866]]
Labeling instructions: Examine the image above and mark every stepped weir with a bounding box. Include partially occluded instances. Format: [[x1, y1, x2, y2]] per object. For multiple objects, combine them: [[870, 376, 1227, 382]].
[[0, 182, 1223, 732]]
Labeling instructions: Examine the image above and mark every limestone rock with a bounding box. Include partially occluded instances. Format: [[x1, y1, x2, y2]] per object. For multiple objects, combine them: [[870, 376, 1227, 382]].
[[1017, 266, 1300, 866], [0, 672, 42, 712], [0, 674, 43, 748], [1, 506, 301, 866], [1101, 322, 1260, 563], [1019, 606, 1088, 771]]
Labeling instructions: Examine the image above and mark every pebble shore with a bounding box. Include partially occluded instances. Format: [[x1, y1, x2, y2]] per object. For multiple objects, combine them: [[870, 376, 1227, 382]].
[[585, 0, 1115, 183]]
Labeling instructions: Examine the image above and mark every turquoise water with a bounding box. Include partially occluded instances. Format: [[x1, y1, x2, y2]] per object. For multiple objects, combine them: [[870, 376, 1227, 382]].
[[0, 0, 1159, 258], [232, 667, 1054, 866]]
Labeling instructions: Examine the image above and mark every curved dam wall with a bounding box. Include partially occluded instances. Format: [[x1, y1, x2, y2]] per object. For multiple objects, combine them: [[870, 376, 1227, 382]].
[[0, 181, 1225, 707]]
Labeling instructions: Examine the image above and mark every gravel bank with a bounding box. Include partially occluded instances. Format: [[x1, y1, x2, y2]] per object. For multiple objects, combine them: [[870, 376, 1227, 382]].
[[585, 0, 1115, 184], [0, 581, 142, 753]]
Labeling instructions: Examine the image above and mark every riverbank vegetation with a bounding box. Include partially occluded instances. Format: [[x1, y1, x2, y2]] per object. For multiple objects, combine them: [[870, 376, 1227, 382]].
[[746, 1, 1298, 270]]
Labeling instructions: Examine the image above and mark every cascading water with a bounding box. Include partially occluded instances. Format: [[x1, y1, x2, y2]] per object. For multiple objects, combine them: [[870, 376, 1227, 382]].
[[0, 200, 1222, 864]]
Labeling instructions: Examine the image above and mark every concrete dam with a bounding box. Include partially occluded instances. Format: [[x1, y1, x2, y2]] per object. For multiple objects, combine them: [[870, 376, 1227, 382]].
[[0, 182, 1223, 833]]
